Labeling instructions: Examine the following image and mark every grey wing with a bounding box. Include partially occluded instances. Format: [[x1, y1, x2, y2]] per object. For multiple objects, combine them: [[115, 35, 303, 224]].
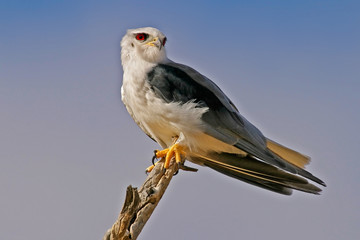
[[148, 62, 288, 169], [165, 62, 294, 168], [165, 62, 266, 145], [147, 61, 325, 186]]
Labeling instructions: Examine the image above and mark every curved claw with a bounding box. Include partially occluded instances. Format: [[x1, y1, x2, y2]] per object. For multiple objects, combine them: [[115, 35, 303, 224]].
[[147, 141, 186, 174], [173, 162, 181, 176], [152, 151, 158, 166]]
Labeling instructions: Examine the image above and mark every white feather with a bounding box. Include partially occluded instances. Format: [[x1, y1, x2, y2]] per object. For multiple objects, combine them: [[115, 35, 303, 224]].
[[121, 27, 212, 152]]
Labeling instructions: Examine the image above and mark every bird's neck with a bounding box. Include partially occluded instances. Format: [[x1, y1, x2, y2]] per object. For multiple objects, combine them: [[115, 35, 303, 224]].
[[122, 56, 156, 78], [121, 49, 169, 74]]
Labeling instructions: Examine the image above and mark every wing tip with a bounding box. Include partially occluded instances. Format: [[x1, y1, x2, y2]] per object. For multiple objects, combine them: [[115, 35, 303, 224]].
[[190, 152, 325, 195]]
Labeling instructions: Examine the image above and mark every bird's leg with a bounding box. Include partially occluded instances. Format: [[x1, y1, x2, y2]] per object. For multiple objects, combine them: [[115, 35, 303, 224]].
[[157, 143, 186, 169], [146, 136, 186, 173]]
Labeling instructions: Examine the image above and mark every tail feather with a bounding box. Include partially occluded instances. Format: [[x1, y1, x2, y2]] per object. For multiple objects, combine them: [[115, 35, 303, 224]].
[[266, 138, 326, 186], [266, 138, 310, 168], [189, 152, 322, 195]]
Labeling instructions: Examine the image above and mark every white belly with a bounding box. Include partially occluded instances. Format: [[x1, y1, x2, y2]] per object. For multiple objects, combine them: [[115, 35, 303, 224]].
[[121, 71, 208, 149], [121, 68, 245, 156]]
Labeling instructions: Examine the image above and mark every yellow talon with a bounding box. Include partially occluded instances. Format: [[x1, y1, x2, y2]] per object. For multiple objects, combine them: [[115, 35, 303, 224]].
[[145, 156, 164, 173], [146, 143, 186, 173], [175, 150, 181, 164], [146, 136, 187, 173], [146, 164, 155, 173], [155, 149, 169, 158], [164, 144, 175, 168], [164, 143, 185, 169]]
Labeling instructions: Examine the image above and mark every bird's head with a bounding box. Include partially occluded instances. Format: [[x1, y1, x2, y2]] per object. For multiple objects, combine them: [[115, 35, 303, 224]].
[[121, 27, 167, 66]]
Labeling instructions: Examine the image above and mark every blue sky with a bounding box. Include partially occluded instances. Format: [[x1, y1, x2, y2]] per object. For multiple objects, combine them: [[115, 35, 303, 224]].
[[1, 1, 360, 239]]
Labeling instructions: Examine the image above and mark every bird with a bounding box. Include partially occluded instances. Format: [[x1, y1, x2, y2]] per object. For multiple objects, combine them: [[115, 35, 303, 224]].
[[120, 27, 326, 195]]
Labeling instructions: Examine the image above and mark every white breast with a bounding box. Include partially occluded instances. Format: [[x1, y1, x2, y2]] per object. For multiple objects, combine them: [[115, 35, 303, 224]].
[[121, 61, 208, 149]]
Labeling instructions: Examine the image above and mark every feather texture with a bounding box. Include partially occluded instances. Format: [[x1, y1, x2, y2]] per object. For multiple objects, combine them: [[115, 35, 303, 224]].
[[190, 152, 322, 195], [266, 138, 310, 168]]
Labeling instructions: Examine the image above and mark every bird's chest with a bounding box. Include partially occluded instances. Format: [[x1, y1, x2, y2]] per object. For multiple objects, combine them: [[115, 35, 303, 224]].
[[121, 64, 208, 148], [122, 72, 163, 120], [121, 72, 179, 144]]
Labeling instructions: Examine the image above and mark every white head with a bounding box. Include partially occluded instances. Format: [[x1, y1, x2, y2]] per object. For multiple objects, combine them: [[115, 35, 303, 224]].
[[121, 27, 168, 67]]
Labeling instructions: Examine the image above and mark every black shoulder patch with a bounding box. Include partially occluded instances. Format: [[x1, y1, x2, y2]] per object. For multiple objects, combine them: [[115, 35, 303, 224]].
[[146, 64, 223, 109]]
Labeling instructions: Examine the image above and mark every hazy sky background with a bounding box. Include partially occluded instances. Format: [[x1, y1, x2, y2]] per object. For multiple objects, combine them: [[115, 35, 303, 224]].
[[1, 1, 359, 239]]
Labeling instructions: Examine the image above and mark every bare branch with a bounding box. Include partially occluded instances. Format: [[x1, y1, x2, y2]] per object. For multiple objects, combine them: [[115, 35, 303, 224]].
[[103, 159, 178, 240]]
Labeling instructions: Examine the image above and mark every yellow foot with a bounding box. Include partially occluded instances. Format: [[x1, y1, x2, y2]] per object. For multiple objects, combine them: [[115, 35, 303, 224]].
[[156, 143, 186, 169], [146, 143, 186, 173], [145, 162, 156, 173], [145, 152, 164, 173]]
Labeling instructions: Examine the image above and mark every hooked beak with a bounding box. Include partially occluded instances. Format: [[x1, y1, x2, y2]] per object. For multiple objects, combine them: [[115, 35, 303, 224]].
[[146, 37, 163, 50]]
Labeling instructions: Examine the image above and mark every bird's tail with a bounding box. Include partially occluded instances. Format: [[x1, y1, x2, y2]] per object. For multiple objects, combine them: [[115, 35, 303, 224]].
[[266, 138, 310, 168], [189, 152, 322, 195]]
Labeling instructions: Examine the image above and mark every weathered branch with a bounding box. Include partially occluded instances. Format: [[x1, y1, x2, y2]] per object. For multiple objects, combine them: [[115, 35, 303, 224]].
[[102, 159, 179, 240]]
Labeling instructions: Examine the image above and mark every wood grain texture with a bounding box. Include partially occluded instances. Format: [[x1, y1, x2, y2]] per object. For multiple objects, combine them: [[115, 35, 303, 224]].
[[103, 159, 178, 240]]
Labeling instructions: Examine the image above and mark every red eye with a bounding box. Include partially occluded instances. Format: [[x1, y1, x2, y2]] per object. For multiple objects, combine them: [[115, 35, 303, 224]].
[[135, 33, 147, 41], [162, 37, 167, 46]]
